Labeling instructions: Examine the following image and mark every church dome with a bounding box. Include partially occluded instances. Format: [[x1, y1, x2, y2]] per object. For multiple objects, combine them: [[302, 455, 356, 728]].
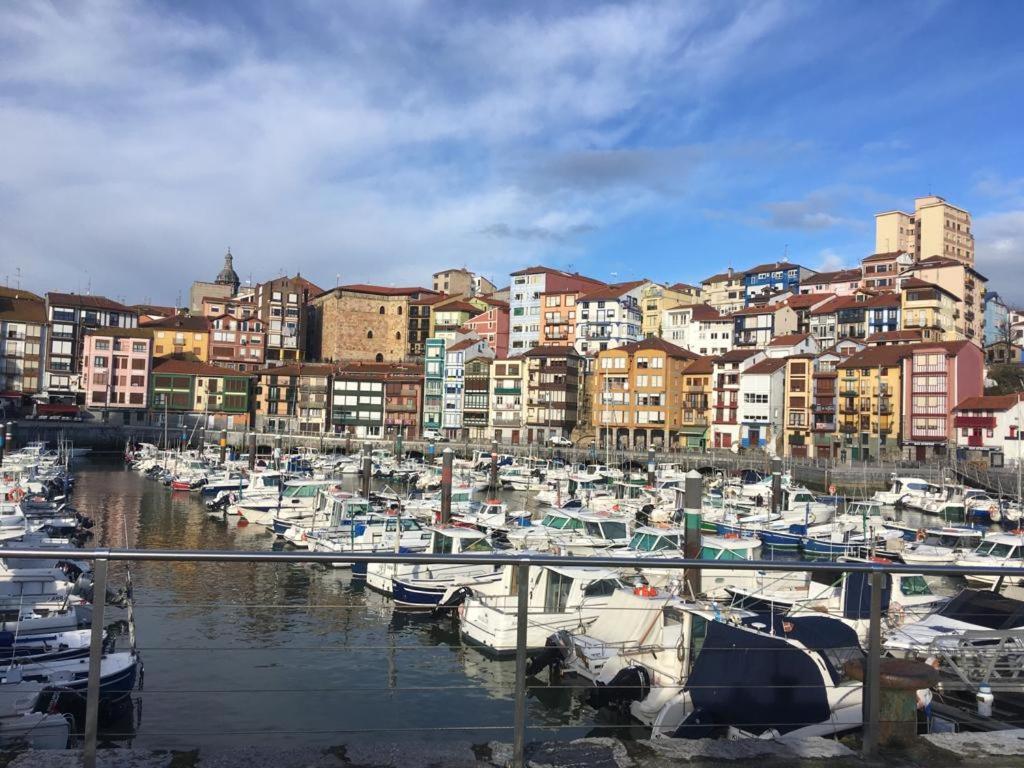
[[216, 249, 240, 292]]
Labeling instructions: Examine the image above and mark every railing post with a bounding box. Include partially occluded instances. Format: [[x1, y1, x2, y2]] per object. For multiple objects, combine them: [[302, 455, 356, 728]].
[[512, 561, 530, 768], [83, 557, 108, 768], [862, 569, 883, 758]]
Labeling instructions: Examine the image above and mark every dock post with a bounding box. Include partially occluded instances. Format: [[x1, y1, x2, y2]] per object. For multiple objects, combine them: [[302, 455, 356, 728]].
[[0, 422, 5, 464], [361, 442, 373, 499], [683, 470, 702, 597], [219, 428, 228, 464], [862, 569, 883, 757], [770, 456, 783, 514], [647, 446, 656, 486], [4, 421, 12, 453], [489, 439, 499, 493], [512, 561, 531, 768], [248, 431, 257, 471], [82, 556, 109, 768], [440, 447, 454, 524]]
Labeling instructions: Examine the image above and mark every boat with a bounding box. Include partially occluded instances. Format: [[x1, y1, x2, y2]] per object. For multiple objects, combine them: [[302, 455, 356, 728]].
[[955, 532, 1024, 589], [309, 515, 431, 566], [901, 527, 986, 566], [366, 527, 499, 603], [2, 651, 140, 712], [459, 565, 625, 655], [0, 678, 69, 749], [234, 479, 335, 527]]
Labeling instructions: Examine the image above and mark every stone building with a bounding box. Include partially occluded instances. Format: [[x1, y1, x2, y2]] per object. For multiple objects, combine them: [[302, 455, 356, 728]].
[[309, 285, 437, 363]]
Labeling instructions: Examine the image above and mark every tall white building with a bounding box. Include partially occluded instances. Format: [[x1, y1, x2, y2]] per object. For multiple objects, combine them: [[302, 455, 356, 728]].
[[661, 303, 734, 356], [508, 266, 604, 354]]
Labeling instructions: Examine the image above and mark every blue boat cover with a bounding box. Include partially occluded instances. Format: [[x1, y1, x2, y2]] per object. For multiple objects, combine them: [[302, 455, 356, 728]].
[[681, 620, 830, 736], [842, 571, 891, 620]]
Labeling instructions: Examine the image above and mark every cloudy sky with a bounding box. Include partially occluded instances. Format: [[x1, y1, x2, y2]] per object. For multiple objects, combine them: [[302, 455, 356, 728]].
[[2, 1, 1024, 304]]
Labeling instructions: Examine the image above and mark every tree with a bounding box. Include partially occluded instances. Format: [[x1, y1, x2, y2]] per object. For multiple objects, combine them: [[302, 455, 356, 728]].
[[986, 363, 1024, 395]]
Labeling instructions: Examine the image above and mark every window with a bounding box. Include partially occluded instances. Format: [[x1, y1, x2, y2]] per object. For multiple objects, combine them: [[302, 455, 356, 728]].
[[367, 330, 374, 339], [93, 356, 108, 368], [95, 340, 110, 350], [395, 331, 401, 340], [132, 342, 146, 353], [544, 571, 573, 613]]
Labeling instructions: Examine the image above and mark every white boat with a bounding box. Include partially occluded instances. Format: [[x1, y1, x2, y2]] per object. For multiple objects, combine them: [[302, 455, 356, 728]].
[[222, 472, 284, 514], [0, 677, 69, 749], [369, 527, 503, 606], [874, 476, 942, 508], [310, 515, 431, 567], [234, 479, 334, 527], [901, 527, 986, 566], [459, 565, 625, 655], [955, 532, 1024, 589]]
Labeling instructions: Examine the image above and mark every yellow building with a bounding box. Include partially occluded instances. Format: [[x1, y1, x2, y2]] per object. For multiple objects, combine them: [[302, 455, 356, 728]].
[[900, 278, 959, 342], [835, 345, 906, 461], [429, 299, 482, 340], [875, 195, 974, 266], [592, 337, 697, 450], [699, 268, 745, 314], [144, 315, 211, 360], [640, 282, 700, 337]]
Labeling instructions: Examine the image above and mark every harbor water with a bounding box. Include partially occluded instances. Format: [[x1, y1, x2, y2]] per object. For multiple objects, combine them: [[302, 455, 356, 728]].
[[77, 458, 632, 750]]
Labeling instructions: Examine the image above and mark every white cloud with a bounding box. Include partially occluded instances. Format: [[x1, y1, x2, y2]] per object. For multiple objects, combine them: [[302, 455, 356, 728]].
[[975, 210, 1024, 305]]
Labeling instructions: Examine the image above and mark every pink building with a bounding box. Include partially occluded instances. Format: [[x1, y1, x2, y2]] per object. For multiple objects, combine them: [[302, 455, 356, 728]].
[[462, 302, 510, 358], [209, 314, 265, 371], [81, 328, 153, 419], [799, 268, 863, 296], [900, 340, 983, 461]]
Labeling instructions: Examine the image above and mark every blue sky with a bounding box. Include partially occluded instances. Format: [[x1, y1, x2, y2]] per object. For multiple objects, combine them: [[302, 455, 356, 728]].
[[2, 1, 1024, 303]]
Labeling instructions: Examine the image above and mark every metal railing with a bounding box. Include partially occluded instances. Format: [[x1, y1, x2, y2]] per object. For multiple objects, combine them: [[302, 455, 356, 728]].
[[4, 547, 1024, 766]]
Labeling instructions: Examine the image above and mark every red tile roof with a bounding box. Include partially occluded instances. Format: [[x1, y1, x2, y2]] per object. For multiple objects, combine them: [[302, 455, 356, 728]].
[[143, 315, 211, 332], [253, 363, 335, 378], [745, 357, 788, 375], [523, 345, 582, 359], [786, 293, 835, 310], [861, 251, 905, 263], [434, 300, 482, 314], [864, 330, 923, 344], [153, 358, 250, 377], [684, 356, 715, 375], [617, 336, 697, 360], [665, 303, 724, 321], [713, 349, 761, 364], [334, 284, 432, 297], [954, 393, 1024, 412]]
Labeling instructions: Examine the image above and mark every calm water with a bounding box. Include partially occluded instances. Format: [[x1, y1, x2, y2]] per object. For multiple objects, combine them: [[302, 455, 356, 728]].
[[74, 459, 622, 750]]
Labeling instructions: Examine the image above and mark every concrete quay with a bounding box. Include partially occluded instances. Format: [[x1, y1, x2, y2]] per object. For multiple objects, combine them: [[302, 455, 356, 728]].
[[9, 733, 1024, 768]]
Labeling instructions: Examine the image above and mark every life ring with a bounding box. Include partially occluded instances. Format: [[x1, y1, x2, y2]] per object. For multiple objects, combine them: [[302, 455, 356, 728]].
[[9, 488, 24, 502], [724, 532, 741, 540]]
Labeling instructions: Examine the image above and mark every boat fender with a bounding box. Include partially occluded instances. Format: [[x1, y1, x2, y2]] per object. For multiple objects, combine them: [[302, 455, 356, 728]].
[[916, 528, 926, 541], [888, 602, 905, 627]]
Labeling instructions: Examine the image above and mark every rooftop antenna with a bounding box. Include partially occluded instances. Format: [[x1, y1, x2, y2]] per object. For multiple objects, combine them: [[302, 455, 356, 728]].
[[783, 244, 789, 262], [15, 267, 21, 289]]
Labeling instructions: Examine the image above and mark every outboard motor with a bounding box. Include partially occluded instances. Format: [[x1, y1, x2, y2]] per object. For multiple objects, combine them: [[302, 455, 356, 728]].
[[525, 630, 574, 677], [589, 665, 651, 710], [433, 586, 473, 616]]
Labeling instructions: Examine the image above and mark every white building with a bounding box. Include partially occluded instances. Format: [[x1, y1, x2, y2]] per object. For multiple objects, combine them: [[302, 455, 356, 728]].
[[442, 335, 494, 439], [661, 303, 734, 356], [737, 356, 787, 454], [508, 266, 604, 354], [710, 349, 763, 450], [952, 393, 1024, 465], [574, 281, 646, 355], [764, 333, 821, 359]]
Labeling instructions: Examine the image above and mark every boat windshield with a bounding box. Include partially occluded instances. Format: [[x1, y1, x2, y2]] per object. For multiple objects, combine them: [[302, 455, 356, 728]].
[[346, 501, 372, 516], [899, 576, 932, 596], [463, 538, 493, 553], [385, 519, 422, 532], [283, 484, 320, 498], [600, 521, 627, 540], [975, 542, 1019, 558], [542, 515, 568, 530]]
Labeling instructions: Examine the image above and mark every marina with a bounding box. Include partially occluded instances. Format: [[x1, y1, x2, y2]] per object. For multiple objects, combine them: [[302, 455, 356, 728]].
[[2, 440, 1024, 762]]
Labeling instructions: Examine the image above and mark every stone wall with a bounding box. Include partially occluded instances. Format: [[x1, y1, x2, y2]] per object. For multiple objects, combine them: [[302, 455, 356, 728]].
[[313, 290, 409, 363]]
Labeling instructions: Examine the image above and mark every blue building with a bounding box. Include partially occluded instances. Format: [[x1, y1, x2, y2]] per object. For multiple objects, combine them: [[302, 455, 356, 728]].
[[985, 292, 1010, 346], [742, 261, 816, 306]]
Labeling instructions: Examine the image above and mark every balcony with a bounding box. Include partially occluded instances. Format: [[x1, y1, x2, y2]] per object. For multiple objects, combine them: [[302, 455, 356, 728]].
[[492, 416, 522, 427], [494, 386, 521, 395], [839, 424, 857, 434], [812, 403, 835, 412], [954, 415, 996, 429], [838, 404, 860, 415], [812, 422, 836, 432], [839, 389, 858, 398], [387, 402, 418, 413]]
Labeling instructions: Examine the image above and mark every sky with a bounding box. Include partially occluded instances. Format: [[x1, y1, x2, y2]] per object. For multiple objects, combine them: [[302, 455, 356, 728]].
[[2, 0, 1024, 305]]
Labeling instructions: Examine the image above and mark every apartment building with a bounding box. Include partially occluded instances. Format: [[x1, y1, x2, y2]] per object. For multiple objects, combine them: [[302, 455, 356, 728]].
[[432, 268, 496, 298], [809, 350, 844, 458], [383, 367, 424, 440], [442, 336, 494, 439], [462, 302, 509, 359], [680, 356, 713, 449], [0, 287, 46, 395], [463, 356, 491, 441], [591, 337, 698, 450], [45, 293, 139, 403], [574, 281, 645, 355], [952, 394, 1024, 464], [782, 356, 815, 458], [781, 293, 833, 335], [901, 256, 986, 344], [253, 363, 333, 434], [523, 345, 581, 443], [150, 358, 251, 430], [900, 340, 984, 461], [255, 275, 321, 365], [537, 290, 581, 348], [662, 303, 734, 356], [640, 282, 699, 337], [423, 338, 446, 432], [80, 329, 153, 422], [899, 278, 959, 342], [875, 195, 974, 266], [331, 362, 423, 439], [431, 300, 482, 341], [710, 349, 762, 449], [765, 333, 820, 359], [508, 266, 604, 353], [489, 357, 525, 444], [799, 269, 863, 296], [408, 294, 446, 358], [742, 261, 816, 306], [732, 304, 797, 349], [738, 357, 787, 453], [699, 268, 745, 314], [209, 314, 265, 371], [145, 315, 211, 360], [860, 251, 912, 290], [809, 293, 896, 348], [984, 293, 1012, 347], [836, 345, 905, 461]]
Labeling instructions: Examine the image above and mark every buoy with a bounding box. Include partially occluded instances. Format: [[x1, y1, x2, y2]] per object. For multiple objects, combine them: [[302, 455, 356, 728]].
[[237, 518, 249, 527]]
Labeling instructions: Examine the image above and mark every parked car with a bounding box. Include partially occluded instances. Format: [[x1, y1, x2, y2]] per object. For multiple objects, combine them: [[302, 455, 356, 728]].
[[549, 435, 573, 447], [422, 429, 448, 442]]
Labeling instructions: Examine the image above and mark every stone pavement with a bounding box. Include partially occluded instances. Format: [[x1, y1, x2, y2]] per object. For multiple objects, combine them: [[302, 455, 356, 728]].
[[8, 733, 1024, 768]]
